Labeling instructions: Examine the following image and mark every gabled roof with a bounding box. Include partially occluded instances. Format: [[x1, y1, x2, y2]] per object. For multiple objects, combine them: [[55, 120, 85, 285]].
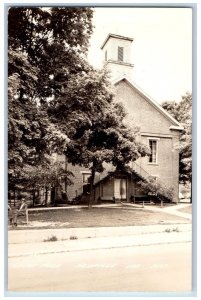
[[101, 33, 134, 49], [112, 75, 183, 131], [93, 167, 139, 187]]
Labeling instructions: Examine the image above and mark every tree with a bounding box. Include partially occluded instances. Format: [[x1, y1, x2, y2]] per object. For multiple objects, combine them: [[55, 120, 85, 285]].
[[162, 93, 192, 185], [8, 7, 93, 199], [48, 68, 150, 207], [8, 49, 69, 199], [15, 158, 74, 207], [8, 7, 93, 101], [8, 7, 150, 208]]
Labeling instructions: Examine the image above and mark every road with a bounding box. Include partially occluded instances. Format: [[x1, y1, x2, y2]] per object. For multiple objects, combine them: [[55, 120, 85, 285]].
[[7, 242, 192, 293]]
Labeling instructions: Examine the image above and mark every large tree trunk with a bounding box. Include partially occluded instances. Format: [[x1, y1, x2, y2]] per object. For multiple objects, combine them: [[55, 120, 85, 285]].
[[88, 168, 95, 209]]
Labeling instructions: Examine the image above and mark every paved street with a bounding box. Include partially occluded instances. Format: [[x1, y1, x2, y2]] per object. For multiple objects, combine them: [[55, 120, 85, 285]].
[[7, 203, 193, 294], [8, 242, 191, 293]]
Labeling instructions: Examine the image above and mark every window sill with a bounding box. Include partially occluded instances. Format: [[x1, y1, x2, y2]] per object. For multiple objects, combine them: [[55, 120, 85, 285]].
[[148, 163, 159, 166]]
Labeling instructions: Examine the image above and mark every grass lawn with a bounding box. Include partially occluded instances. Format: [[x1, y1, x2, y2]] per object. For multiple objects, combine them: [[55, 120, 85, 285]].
[[12, 206, 190, 230]]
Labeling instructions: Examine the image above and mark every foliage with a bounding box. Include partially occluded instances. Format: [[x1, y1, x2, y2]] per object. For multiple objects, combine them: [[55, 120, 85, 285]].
[[44, 235, 58, 242], [138, 178, 174, 201], [162, 92, 192, 184], [9, 156, 74, 207], [8, 7, 93, 195], [49, 68, 149, 167], [8, 7, 93, 101], [20, 158, 74, 190], [164, 227, 179, 233], [69, 235, 78, 240], [8, 48, 69, 194]]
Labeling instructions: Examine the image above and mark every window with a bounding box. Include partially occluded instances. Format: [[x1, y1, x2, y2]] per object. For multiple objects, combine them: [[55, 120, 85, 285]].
[[149, 140, 157, 163], [118, 46, 124, 62], [82, 172, 91, 185]]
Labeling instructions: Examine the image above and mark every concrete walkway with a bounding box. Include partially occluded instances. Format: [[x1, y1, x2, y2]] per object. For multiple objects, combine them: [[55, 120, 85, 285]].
[[131, 203, 192, 220], [8, 223, 192, 244], [8, 226, 192, 258]]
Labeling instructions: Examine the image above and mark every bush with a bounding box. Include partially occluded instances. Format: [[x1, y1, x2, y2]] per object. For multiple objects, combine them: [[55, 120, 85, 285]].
[[44, 235, 58, 242], [138, 178, 174, 201], [69, 235, 78, 240]]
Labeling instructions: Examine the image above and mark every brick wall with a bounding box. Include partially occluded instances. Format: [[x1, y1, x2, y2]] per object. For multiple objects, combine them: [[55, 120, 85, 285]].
[[114, 80, 177, 134], [114, 79, 181, 202]]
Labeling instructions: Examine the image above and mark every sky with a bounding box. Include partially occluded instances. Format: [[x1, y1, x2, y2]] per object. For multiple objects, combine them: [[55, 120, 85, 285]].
[[87, 7, 192, 104]]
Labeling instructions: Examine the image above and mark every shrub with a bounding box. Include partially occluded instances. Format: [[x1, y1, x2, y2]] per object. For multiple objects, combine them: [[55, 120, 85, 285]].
[[172, 227, 179, 232], [44, 235, 58, 242], [138, 178, 174, 201], [165, 227, 179, 233], [69, 235, 78, 240]]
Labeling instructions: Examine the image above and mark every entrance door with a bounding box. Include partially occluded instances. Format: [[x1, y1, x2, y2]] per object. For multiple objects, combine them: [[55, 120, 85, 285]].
[[114, 179, 127, 200]]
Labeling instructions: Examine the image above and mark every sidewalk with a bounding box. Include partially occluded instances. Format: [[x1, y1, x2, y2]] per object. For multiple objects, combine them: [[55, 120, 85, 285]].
[[8, 222, 191, 244], [154, 202, 191, 214], [8, 227, 192, 258], [131, 203, 192, 220]]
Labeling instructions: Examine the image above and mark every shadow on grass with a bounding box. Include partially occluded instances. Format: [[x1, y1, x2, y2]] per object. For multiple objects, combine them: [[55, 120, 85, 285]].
[[9, 206, 191, 230]]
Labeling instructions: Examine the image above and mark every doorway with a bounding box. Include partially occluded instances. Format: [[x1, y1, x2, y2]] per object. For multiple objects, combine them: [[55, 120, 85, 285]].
[[114, 178, 127, 200]]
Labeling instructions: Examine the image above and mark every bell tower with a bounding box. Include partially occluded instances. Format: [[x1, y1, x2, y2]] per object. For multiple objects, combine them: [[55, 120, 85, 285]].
[[101, 34, 134, 80]]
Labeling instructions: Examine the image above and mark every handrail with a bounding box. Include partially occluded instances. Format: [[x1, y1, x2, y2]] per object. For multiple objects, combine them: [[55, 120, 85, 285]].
[[131, 161, 150, 180]]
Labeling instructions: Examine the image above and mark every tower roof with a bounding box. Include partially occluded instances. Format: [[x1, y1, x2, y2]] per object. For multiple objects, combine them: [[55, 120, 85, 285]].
[[101, 33, 133, 49]]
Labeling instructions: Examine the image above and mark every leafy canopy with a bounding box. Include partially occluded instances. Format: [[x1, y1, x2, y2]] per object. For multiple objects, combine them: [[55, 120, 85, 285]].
[[162, 92, 192, 184], [8, 7, 93, 191], [48, 67, 150, 174]]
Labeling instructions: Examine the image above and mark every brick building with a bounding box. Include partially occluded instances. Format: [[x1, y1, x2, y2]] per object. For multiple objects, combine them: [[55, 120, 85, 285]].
[[54, 34, 183, 205]]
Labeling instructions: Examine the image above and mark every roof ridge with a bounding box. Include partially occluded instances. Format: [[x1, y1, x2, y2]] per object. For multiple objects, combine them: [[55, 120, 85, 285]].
[[101, 33, 133, 49]]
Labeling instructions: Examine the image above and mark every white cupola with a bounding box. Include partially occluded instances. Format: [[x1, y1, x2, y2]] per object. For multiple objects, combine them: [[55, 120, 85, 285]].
[[101, 33, 134, 80]]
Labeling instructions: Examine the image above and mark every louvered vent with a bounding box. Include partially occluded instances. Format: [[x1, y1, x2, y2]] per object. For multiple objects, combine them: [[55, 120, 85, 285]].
[[118, 46, 124, 62]]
